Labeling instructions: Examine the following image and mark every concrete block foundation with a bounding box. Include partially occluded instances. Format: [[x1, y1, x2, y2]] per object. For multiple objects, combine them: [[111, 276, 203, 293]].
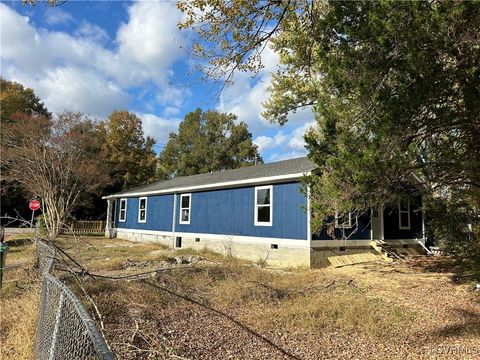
[[114, 229, 425, 268]]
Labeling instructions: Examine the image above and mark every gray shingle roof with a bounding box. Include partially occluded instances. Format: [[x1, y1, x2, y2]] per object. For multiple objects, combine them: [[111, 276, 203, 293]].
[[108, 157, 316, 197]]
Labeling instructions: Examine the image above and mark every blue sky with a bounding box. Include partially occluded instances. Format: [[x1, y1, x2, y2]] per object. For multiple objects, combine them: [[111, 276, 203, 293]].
[[0, 1, 314, 161]]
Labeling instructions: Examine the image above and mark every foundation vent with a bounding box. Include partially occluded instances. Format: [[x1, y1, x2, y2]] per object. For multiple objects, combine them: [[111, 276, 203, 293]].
[[175, 237, 182, 248]]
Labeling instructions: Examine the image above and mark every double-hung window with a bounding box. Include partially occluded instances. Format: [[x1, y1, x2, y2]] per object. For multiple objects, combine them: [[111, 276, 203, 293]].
[[138, 197, 147, 223], [398, 200, 410, 230], [255, 185, 272, 226], [119, 198, 127, 222], [335, 211, 353, 228], [180, 194, 191, 224]]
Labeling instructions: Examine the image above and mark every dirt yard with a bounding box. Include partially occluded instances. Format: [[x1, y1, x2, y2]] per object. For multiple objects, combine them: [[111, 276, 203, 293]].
[[1, 235, 479, 359]]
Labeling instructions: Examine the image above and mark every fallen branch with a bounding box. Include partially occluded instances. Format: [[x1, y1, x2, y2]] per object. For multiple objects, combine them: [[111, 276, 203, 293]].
[[143, 279, 300, 360]]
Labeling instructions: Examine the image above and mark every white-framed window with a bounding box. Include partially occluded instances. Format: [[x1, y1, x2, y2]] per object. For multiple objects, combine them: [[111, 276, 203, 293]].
[[138, 197, 147, 223], [398, 200, 410, 230], [179, 193, 191, 224], [335, 211, 353, 228], [254, 185, 272, 226], [119, 198, 127, 222]]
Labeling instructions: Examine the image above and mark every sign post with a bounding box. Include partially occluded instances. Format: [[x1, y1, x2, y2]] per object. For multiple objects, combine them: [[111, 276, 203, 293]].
[[0, 227, 6, 288], [29, 199, 41, 228]]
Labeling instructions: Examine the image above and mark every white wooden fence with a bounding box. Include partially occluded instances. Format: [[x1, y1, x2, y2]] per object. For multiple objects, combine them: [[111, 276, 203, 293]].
[[67, 221, 106, 235]]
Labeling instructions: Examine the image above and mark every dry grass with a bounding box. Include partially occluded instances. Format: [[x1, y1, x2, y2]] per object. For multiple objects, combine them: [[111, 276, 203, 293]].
[[73, 238, 478, 359], [123, 259, 415, 340], [2, 235, 479, 359], [0, 283, 40, 360], [0, 236, 40, 360]]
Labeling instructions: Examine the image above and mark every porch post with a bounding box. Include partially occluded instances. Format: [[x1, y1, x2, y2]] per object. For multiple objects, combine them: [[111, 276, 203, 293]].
[[105, 199, 114, 238], [380, 205, 385, 240]]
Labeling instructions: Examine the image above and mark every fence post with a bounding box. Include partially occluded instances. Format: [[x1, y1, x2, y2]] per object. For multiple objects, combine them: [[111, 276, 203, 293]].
[[48, 293, 65, 360]]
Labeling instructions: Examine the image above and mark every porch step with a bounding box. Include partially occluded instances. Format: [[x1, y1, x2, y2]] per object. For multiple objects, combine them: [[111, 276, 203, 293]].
[[327, 253, 382, 268], [371, 240, 401, 261]]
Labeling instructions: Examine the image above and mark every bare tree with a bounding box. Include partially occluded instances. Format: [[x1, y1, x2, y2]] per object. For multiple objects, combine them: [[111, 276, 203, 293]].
[[1, 112, 109, 238]]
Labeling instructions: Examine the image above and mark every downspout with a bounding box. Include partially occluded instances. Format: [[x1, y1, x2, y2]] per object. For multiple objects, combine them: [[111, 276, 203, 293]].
[[171, 193, 177, 249], [370, 207, 373, 241], [113, 198, 117, 236], [417, 194, 433, 255], [421, 194, 426, 240], [306, 183, 312, 268], [380, 205, 385, 240], [307, 184, 311, 246]]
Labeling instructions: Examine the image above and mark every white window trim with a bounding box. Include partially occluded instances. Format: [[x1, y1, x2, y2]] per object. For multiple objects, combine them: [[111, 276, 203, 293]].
[[254, 185, 273, 226], [179, 193, 191, 225], [119, 198, 127, 222], [398, 200, 411, 230], [138, 197, 147, 223], [335, 211, 353, 229]]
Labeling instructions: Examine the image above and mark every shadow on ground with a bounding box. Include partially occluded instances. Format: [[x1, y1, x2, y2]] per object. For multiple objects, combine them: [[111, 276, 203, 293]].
[[5, 238, 34, 247], [430, 307, 480, 339]]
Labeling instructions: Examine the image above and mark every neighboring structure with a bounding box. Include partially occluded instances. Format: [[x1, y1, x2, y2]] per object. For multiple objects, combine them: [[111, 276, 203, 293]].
[[103, 157, 425, 267]]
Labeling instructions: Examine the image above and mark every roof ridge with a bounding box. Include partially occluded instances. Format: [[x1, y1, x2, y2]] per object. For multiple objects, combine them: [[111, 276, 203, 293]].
[[107, 156, 315, 197], [205, 156, 310, 175], [157, 156, 311, 183]]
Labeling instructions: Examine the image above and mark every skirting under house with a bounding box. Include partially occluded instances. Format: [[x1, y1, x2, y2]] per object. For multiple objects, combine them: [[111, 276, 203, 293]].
[[103, 157, 426, 268]]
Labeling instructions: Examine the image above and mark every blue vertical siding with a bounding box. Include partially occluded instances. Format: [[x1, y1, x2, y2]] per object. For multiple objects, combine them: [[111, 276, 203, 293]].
[[115, 194, 173, 231], [384, 195, 423, 239], [175, 182, 307, 240], [114, 182, 308, 240]]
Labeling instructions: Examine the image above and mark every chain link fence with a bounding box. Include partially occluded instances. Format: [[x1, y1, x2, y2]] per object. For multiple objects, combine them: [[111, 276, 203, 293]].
[[35, 238, 114, 360], [35, 239, 55, 275]]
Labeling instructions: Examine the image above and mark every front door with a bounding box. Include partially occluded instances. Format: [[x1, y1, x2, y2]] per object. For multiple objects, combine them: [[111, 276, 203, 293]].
[[371, 206, 384, 240]]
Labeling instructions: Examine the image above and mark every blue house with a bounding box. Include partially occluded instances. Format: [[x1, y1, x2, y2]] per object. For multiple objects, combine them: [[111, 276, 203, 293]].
[[104, 157, 425, 267]]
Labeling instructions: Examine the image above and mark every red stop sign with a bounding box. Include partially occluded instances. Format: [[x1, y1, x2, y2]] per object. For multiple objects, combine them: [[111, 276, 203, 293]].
[[29, 200, 41, 211]]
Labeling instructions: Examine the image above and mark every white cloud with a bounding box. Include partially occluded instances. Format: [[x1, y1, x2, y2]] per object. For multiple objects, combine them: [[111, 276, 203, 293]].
[[0, 2, 190, 119], [216, 46, 277, 131], [138, 113, 181, 144], [75, 20, 110, 44], [0, 6, 40, 71], [163, 106, 180, 117], [268, 149, 308, 162], [1, 4, 123, 116], [254, 131, 287, 152], [258, 45, 280, 75], [215, 41, 315, 160], [254, 136, 275, 152], [257, 120, 317, 162], [156, 86, 192, 108], [0, 2, 313, 162], [36, 67, 130, 117], [287, 120, 316, 150], [217, 43, 313, 134], [117, 1, 187, 85], [218, 75, 272, 132], [44, 7, 74, 26]]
